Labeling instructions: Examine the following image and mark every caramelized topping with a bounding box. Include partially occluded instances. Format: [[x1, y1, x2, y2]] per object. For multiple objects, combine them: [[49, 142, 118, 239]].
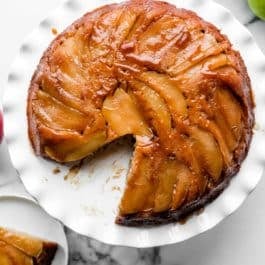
[[0, 228, 43, 258], [102, 88, 152, 138], [0, 228, 57, 265], [0, 241, 32, 265], [28, 0, 254, 221]]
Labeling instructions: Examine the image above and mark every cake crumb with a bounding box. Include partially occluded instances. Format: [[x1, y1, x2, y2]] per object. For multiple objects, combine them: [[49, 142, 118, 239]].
[[195, 207, 205, 215], [254, 123, 261, 131], [88, 164, 95, 175], [64, 160, 83, 181], [53, 167, 61, 174], [42, 177, 48, 182], [179, 216, 189, 225], [81, 205, 104, 216], [111, 161, 125, 179], [113, 167, 124, 179], [51, 27, 58, 35], [112, 185, 121, 192]]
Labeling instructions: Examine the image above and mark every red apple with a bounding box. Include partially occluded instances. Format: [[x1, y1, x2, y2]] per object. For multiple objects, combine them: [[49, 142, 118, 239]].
[[0, 111, 3, 143]]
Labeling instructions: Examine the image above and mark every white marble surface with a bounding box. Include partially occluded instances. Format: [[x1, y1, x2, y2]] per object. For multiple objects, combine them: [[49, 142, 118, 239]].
[[0, 1, 265, 265]]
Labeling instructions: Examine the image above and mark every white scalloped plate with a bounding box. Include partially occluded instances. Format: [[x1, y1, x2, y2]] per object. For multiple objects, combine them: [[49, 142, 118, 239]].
[[3, 0, 265, 247], [0, 196, 68, 265]]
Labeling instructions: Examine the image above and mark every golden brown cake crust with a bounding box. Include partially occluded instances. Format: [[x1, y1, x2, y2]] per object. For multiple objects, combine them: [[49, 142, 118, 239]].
[[27, 0, 254, 226], [34, 242, 57, 265]]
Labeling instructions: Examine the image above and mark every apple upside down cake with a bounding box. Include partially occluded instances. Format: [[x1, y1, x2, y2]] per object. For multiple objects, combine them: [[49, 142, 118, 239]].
[[0, 227, 57, 265], [27, 0, 254, 226]]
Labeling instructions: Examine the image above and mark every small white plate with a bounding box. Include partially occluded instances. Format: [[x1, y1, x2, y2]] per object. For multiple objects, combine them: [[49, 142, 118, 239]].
[[3, 0, 265, 247], [0, 196, 68, 265]]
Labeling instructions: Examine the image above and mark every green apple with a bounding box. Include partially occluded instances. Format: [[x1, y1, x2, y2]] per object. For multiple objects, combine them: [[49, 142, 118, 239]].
[[248, 0, 265, 20]]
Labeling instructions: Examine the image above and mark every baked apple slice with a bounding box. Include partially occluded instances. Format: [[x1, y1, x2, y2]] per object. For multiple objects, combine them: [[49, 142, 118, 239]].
[[153, 158, 180, 212], [189, 127, 223, 182], [0, 227, 57, 265], [0, 241, 32, 265], [215, 87, 243, 140], [39, 125, 107, 162], [102, 88, 152, 138], [167, 34, 229, 76], [51, 34, 89, 97], [119, 142, 162, 215], [171, 164, 208, 210], [139, 71, 188, 121], [40, 73, 96, 115], [32, 90, 107, 162], [214, 108, 238, 151], [129, 80, 172, 144], [171, 164, 190, 209], [32, 90, 91, 132]]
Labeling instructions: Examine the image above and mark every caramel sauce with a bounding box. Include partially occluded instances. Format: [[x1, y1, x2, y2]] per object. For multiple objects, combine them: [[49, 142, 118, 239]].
[[0, 112, 3, 143], [53, 167, 61, 174], [81, 205, 104, 216]]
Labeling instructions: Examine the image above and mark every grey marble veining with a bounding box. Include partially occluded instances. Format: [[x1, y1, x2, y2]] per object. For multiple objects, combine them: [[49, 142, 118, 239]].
[[66, 227, 160, 265]]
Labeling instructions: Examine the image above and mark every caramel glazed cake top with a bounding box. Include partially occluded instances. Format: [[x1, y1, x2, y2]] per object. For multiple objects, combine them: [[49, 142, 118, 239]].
[[27, 0, 254, 226], [0, 227, 57, 265]]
